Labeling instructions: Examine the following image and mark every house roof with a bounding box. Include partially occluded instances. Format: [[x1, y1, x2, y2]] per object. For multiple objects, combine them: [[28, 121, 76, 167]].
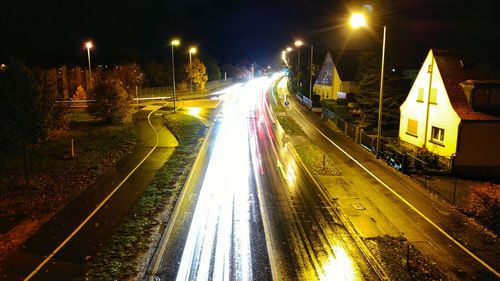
[[432, 49, 500, 121]]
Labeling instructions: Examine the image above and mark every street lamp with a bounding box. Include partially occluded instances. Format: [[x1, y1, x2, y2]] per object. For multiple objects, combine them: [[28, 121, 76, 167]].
[[85, 41, 93, 89], [349, 12, 386, 158], [294, 40, 303, 89], [171, 39, 180, 113], [189, 47, 197, 93]]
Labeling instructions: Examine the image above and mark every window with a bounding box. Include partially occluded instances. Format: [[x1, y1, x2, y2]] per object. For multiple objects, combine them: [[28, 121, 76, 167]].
[[429, 88, 437, 104], [417, 88, 424, 102], [406, 119, 418, 136], [431, 126, 445, 143]]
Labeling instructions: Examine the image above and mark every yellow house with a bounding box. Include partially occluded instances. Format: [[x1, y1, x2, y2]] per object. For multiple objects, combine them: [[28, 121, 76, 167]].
[[399, 49, 500, 178], [313, 51, 359, 100]]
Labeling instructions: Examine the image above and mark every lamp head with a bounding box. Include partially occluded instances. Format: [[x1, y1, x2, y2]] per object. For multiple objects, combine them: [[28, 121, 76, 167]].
[[85, 41, 93, 49], [171, 39, 180, 46], [349, 13, 367, 28], [294, 40, 303, 47], [189, 47, 197, 54]]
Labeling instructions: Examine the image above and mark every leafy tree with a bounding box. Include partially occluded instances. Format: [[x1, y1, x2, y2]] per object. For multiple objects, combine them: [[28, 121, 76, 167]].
[[356, 49, 409, 129], [184, 58, 208, 91], [141, 60, 167, 87], [200, 54, 221, 81], [109, 63, 145, 95], [0, 59, 66, 186], [0, 60, 62, 146], [222, 63, 242, 79], [87, 74, 131, 123]]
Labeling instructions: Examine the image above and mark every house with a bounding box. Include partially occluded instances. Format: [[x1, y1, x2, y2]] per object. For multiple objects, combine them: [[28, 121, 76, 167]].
[[313, 50, 359, 100], [399, 49, 500, 179]]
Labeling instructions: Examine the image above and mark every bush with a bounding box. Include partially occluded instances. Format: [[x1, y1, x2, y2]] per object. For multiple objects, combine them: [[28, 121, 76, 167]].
[[464, 182, 500, 234]]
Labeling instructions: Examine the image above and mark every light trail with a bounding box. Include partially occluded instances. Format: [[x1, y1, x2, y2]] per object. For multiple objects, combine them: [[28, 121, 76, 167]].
[[175, 78, 272, 281]]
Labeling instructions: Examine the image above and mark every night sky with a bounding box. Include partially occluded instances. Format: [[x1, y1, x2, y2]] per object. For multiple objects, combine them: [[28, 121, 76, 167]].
[[1, 0, 499, 66]]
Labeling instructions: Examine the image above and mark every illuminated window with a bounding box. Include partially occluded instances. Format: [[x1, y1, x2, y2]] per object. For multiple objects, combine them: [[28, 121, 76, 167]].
[[417, 88, 424, 102], [431, 126, 444, 143], [429, 88, 437, 104], [407, 119, 418, 136]]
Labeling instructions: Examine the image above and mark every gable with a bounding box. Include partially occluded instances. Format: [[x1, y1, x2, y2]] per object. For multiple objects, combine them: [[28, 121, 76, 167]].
[[315, 52, 333, 86]]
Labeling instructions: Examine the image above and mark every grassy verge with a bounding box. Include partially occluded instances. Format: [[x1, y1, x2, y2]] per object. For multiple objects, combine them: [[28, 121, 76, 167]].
[[0, 121, 137, 218], [0, 120, 137, 259], [84, 113, 205, 280]]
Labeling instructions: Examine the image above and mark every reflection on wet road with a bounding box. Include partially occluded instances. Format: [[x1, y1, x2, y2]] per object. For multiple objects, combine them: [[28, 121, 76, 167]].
[[173, 75, 376, 280]]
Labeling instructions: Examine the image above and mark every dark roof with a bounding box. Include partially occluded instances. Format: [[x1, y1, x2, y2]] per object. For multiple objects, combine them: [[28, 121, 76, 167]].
[[331, 49, 360, 81], [432, 49, 500, 121]]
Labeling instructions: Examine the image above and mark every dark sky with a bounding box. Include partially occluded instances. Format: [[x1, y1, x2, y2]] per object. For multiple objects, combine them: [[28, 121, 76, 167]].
[[1, 0, 499, 66]]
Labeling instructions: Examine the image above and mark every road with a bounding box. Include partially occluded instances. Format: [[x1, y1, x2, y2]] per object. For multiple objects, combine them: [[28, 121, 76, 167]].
[[148, 77, 377, 280]]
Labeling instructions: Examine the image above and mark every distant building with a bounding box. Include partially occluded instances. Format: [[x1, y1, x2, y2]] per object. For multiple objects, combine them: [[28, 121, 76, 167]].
[[399, 49, 500, 179], [313, 50, 359, 100]]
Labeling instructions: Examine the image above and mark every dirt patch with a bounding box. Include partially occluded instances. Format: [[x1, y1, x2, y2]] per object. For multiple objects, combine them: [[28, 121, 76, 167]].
[[366, 236, 448, 281]]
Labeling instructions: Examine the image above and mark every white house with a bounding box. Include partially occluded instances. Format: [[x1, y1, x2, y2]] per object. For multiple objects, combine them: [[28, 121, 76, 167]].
[[399, 49, 500, 179]]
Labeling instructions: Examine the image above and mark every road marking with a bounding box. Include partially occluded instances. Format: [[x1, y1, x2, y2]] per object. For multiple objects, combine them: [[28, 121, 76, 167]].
[[24, 104, 168, 281], [292, 106, 500, 278]]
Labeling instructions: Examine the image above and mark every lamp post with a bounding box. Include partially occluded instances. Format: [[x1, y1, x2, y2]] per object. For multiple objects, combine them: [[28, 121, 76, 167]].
[[85, 41, 93, 89], [171, 39, 180, 113], [189, 47, 197, 93], [294, 40, 303, 90], [349, 13, 386, 158], [308, 44, 314, 99]]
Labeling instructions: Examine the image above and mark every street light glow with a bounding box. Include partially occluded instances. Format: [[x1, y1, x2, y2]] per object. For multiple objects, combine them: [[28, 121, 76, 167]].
[[189, 47, 197, 54], [294, 40, 303, 47], [171, 39, 180, 46], [349, 13, 367, 28], [85, 41, 93, 49], [286, 47, 292, 52]]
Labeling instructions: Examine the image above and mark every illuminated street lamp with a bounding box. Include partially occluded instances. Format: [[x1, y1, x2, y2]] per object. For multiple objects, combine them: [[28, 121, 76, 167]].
[[85, 41, 93, 89], [349, 12, 386, 158], [189, 47, 197, 93], [294, 40, 303, 89], [171, 39, 180, 113]]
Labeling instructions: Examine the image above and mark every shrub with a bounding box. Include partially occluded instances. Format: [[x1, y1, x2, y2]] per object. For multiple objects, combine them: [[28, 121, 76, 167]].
[[464, 182, 500, 234]]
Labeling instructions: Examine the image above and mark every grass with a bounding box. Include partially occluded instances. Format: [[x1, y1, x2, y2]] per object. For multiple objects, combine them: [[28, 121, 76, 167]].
[[84, 113, 205, 280], [0, 121, 137, 217]]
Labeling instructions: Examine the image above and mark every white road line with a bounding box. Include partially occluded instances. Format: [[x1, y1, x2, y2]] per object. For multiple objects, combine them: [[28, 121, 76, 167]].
[[292, 106, 500, 278]]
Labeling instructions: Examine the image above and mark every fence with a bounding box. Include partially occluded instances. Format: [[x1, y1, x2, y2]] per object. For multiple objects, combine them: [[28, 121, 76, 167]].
[[318, 106, 472, 207], [138, 78, 235, 98]]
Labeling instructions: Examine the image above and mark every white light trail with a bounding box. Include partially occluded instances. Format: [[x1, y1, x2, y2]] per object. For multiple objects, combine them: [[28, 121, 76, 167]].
[[176, 78, 270, 281]]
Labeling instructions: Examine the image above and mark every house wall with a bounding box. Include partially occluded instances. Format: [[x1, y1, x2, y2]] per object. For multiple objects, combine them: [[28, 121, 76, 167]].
[[454, 121, 500, 179], [399, 50, 461, 157]]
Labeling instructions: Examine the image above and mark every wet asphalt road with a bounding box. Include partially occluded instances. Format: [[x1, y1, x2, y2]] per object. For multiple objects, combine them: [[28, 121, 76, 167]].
[[151, 78, 376, 281]]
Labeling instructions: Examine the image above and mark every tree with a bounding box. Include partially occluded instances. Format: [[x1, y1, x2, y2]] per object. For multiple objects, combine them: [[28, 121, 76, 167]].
[[200, 54, 221, 81], [0, 59, 65, 186], [0, 60, 61, 146], [184, 58, 208, 91], [142, 60, 167, 87], [86, 63, 144, 123], [356, 49, 409, 129], [87, 75, 131, 123], [222, 63, 242, 79]]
